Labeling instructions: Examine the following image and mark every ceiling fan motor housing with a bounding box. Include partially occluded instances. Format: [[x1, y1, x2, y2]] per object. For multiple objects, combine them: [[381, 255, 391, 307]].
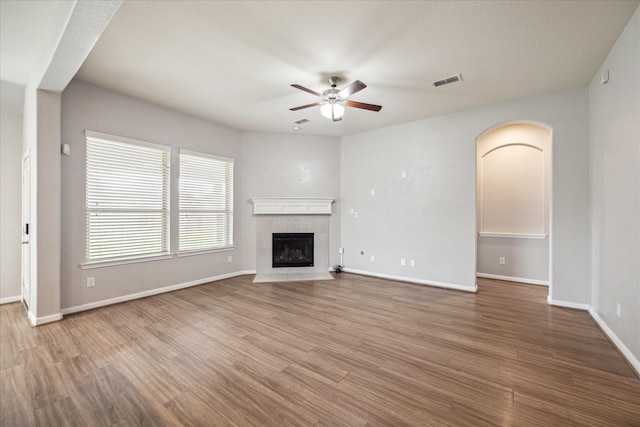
[[327, 76, 341, 87], [323, 88, 341, 103]]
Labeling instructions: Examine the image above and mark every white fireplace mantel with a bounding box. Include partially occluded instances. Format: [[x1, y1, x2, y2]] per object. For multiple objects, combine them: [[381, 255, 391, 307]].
[[251, 197, 334, 215]]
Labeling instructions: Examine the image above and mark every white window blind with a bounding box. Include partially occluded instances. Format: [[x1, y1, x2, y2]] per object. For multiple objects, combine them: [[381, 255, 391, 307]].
[[85, 131, 170, 262], [179, 150, 234, 252]]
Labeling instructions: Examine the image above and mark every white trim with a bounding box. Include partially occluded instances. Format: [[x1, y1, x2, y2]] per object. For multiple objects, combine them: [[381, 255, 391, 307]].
[[176, 246, 235, 257], [0, 295, 22, 304], [477, 273, 549, 286], [251, 197, 334, 215], [27, 311, 63, 326], [588, 308, 640, 377], [28, 310, 36, 326], [85, 129, 171, 152], [481, 142, 544, 158], [180, 148, 234, 164], [547, 295, 590, 310], [342, 268, 477, 293], [61, 271, 251, 315], [81, 253, 174, 269], [479, 232, 547, 239]]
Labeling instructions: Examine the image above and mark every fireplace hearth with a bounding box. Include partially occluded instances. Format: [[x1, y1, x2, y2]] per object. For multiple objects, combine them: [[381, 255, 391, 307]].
[[272, 233, 314, 268]]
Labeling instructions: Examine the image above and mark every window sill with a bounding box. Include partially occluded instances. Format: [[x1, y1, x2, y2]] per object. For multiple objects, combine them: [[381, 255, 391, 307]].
[[81, 253, 174, 269], [176, 246, 236, 258]]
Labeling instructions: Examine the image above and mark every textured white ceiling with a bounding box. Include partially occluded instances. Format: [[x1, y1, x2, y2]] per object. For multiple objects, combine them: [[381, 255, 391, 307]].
[[3, 1, 639, 136], [0, 0, 76, 86]]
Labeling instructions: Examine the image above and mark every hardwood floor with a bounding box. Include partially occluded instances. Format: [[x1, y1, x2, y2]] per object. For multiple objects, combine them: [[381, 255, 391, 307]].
[[1, 274, 639, 426]]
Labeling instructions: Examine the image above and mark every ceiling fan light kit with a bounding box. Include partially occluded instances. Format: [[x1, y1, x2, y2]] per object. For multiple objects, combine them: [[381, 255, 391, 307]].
[[290, 76, 382, 122], [320, 102, 345, 120]]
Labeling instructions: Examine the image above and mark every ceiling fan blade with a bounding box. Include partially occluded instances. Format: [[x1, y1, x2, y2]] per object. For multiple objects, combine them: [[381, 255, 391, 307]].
[[338, 80, 366, 98], [291, 84, 321, 97], [289, 102, 322, 111], [345, 100, 382, 112]]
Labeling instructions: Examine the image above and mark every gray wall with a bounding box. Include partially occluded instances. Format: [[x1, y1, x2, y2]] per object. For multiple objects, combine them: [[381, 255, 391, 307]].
[[341, 87, 590, 302], [240, 132, 341, 272], [60, 85, 342, 308], [35, 89, 63, 321], [21, 86, 63, 322], [52, 80, 593, 312], [61, 80, 243, 310], [589, 7, 639, 364], [0, 82, 24, 301]]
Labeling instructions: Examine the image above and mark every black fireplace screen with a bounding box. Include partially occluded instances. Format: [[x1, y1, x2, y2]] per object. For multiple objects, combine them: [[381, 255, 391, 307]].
[[272, 233, 314, 268]]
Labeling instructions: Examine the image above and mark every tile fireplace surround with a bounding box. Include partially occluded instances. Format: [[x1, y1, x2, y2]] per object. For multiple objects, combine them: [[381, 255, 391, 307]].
[[251, 198, 334, 283]]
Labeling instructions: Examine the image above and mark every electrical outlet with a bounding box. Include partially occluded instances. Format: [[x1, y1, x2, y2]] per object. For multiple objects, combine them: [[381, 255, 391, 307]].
[[616, 303, 621, 319], [339, 247, 344, 254], [87, 277, 95, 287], [400, 258, 406, 266], [409, 259, 415, 267], [499, 257, 506, 265], [227, 255, 233, 263], [370, 255, 375, 263]]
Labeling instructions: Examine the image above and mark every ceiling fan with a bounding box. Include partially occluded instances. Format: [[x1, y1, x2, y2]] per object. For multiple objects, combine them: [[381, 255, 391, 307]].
[[290, 76, 382, 122]]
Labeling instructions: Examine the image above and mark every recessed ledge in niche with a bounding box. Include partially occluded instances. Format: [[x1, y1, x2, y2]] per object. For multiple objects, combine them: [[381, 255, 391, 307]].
[[479, 232, 548, 240]]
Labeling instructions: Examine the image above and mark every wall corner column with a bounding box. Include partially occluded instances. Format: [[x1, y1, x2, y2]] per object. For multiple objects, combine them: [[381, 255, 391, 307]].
[[23, 86, 63, 324]]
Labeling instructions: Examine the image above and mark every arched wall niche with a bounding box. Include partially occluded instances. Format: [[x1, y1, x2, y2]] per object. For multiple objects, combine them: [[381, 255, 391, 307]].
[[476, 121, 552, 286]]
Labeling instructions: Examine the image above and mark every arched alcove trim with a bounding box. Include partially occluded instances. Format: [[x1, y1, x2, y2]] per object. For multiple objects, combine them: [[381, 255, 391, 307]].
[[482, 142, 543, 158]]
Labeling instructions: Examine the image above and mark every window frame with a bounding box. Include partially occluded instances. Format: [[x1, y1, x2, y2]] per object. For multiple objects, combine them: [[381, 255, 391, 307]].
[[83, 130, 171, 267], [178, 149, 234, 255]]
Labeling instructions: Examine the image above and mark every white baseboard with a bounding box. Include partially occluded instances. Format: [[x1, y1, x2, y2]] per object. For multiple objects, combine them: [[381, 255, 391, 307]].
[[27, 310, 63, 326], [61, 271, 251, 315], [0, 297, 63, 326], [342, 268, 477, 293], [477, 273, 549, 286], [547, 295, 590, 310], [588, 308, 640, 377], [548, 297, 638, 377], [0, 295, 22, 304]]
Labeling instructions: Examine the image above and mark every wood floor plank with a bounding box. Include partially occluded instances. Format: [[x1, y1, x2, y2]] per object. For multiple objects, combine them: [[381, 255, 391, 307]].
[[1, 274, 639, 425], [336, 369, 454, 426]]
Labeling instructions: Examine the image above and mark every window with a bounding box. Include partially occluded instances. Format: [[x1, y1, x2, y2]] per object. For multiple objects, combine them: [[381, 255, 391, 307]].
[[85, 131, 170, 262], [179, 150, 234, 252]]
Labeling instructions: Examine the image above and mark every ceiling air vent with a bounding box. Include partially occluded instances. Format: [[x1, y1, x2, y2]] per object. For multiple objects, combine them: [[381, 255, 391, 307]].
[[294, 118, 309, 125], [432, 73, 463, 88]]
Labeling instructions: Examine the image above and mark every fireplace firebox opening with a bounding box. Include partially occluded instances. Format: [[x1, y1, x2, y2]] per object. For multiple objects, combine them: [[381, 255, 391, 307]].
[[272, 233, 314, 268]]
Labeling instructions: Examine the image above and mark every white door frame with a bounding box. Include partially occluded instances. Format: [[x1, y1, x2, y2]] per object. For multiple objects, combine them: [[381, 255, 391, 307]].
[[21, 150, 30, 310]]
